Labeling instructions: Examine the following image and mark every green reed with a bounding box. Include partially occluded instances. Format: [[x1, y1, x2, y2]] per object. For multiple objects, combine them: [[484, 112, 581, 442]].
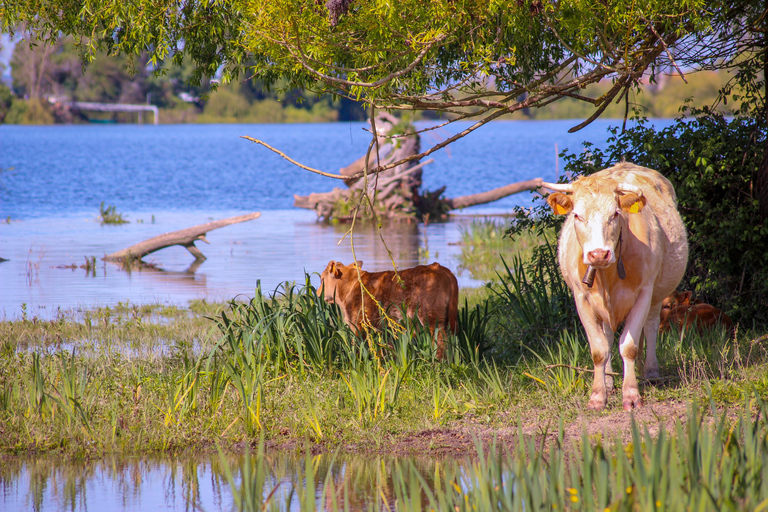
[[220, 390, 768, 511]]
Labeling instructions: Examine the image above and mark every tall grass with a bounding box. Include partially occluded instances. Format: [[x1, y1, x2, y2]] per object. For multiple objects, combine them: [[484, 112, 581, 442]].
[[489, 239, 577, 357], [217, 391, 768, 511]]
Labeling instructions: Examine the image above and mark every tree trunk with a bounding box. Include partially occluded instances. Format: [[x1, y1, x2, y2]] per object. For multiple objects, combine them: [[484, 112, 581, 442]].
[[444, 178, 544, 210], [294, 114, 544, 222], [759, 20, 768, 221], [105, 212, 261, 262]]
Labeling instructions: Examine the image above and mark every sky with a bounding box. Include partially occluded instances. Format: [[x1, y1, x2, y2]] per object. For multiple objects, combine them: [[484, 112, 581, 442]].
[[0, 34, 17, 84]]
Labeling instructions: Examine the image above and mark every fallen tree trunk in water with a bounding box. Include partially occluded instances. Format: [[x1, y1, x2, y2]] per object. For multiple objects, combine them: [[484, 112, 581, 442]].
[[292, 114, 542, 222], [444, 178, 544, 210], [104, 212, 261, 262]]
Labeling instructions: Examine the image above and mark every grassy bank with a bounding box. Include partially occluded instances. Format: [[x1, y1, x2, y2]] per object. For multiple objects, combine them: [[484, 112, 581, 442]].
[[1, 263, 767, 458]]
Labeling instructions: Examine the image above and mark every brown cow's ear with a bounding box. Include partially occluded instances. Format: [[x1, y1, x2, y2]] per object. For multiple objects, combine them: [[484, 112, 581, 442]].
[[680, 291, 692, 306], [547, 193, 573, 215], [331, 262, 343, 279], [618, 193, 647, 213], [352, 261, 363, 268]]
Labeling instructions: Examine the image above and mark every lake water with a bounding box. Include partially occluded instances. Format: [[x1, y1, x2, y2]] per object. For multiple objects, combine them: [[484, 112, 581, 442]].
[[0, 451, 466, 512], [0, 119, 648, 321]]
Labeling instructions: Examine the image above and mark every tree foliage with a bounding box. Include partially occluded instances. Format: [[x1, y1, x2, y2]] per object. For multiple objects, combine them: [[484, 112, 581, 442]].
[[1, 0, 735, 161]]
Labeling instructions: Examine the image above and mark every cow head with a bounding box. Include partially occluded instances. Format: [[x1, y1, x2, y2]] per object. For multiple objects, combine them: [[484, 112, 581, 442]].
[[318, 260, 363, 303], [663, 290, 693, 309], [543, 180, 647, 268]]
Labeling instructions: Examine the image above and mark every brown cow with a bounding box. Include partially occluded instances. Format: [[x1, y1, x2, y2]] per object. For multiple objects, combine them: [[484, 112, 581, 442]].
[[543, 163, 688, 411], [660, 303, 733, 334], [662, 290, 701, 309], [317, 261, 459, 359]]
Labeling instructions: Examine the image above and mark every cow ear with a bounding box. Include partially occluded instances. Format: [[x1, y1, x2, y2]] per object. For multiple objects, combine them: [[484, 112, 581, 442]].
[[680, 291, 692, 305], [352, 261, 363, 269], [618, 193, 647, 213], [546, 193, 573, 215], [331, 262, 343, 279]]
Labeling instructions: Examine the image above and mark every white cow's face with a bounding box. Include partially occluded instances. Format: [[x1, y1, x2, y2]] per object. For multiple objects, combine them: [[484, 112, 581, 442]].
[[571, 193, 623, 267], [547, 187, 646, 267]]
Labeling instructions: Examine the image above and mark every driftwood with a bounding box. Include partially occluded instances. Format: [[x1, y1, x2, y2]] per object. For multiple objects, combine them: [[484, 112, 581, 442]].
[[104, 212, 261, 262], [444, 178, 544, 210], [293, 113, 543, 222]]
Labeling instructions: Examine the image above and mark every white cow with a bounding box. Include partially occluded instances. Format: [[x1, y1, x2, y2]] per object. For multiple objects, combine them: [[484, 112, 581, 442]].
[[543, 163, 688, 410]]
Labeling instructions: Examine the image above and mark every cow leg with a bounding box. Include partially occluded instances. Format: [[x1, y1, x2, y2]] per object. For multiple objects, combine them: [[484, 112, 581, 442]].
[[574, 294, 612, 410], [642, 302, 662, 379], [434, 326, 445, 361], [603, 322, 615, 392], [619, 287, 653, 411]]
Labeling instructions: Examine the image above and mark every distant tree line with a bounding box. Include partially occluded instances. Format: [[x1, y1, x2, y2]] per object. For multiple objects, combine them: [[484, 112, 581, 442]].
[[0, 35, 367, 124]]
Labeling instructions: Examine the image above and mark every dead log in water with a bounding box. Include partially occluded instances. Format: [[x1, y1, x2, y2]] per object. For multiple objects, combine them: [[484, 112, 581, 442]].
[[444, 178, 544, 210], [104, 212, 261, 262], [291, 113, 543, 222]]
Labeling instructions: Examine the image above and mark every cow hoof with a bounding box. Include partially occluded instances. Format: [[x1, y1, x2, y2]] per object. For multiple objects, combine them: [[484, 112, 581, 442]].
[[643, 368, 660, 380], [587, 395, 607, 410], [622, 395, 643, 411]]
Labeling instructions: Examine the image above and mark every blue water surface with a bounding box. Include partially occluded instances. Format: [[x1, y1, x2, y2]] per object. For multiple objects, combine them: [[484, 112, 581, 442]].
[[0, 119, 671, 320]]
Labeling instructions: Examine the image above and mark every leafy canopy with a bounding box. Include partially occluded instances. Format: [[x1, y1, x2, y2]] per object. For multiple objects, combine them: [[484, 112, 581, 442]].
[[2, 0, 714, 159]]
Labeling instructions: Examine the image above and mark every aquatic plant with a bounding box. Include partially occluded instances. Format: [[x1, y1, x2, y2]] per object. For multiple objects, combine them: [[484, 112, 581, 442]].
[[98, 202, 129, 225]]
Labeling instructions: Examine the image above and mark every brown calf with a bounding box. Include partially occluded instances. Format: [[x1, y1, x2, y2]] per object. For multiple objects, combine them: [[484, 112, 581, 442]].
[[660, 303, 733, 334], [661, 290, 702, 309], [318, 261, 459, 359]]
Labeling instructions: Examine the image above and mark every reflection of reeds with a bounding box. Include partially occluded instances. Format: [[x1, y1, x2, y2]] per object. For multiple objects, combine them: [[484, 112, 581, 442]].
[[214, 396, 768, 511], [25, 245, 45, 286], [457, 220, 551, 282]]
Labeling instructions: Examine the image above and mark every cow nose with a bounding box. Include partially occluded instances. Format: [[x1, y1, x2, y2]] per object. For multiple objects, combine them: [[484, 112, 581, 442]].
[[587, 249, 611, 265]]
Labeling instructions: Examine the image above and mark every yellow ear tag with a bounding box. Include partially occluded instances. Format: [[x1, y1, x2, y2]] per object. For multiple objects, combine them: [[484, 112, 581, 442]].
[[553, 203, 569, 215], [628, 202, 641, 214]]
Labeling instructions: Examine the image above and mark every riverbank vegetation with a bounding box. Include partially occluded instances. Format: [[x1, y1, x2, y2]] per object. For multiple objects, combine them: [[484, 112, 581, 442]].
[[1, 246, 766, 458], [0, 35, 367, 125]]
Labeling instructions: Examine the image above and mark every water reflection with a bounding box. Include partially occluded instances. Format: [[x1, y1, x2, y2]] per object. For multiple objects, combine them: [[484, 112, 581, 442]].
[[0, 451, 467, 512], [0, 209, 488, 321]]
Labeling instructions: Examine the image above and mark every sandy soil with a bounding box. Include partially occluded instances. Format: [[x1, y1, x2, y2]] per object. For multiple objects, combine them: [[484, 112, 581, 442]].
[[343, 397, 700, 458]]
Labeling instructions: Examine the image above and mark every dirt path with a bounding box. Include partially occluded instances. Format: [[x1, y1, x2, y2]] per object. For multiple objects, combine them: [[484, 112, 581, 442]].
[[359, 398, 695, 457]]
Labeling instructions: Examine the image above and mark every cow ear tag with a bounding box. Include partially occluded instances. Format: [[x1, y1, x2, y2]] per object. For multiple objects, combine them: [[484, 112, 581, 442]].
[[628, 201, 641, 214], [553, 203, 569, 215]]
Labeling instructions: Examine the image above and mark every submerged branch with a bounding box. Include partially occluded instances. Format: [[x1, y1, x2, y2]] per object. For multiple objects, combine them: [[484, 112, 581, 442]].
[[105, 212, 261, 262]]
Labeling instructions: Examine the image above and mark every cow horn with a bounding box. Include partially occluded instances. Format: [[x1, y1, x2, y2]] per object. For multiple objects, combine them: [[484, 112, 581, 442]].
[[616, 182, 643, 196], [540, 182, 574, 193]]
